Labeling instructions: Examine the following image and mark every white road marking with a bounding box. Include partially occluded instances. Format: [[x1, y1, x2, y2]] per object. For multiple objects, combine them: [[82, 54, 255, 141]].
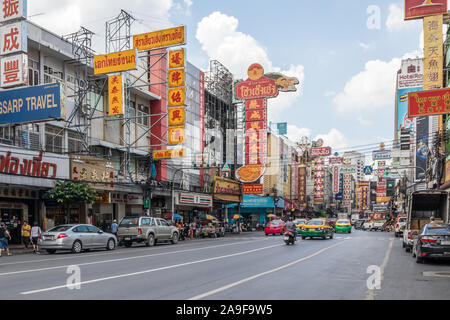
[[423, 271, 450, 278], [188, 241, 346, 300], [365, 238, 394, 300], [21, 244, 282, 295], [0, 239, 269, 277]]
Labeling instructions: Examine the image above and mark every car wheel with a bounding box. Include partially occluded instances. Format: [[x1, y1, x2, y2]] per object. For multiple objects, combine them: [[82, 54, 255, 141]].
[[302, 236, 306, 240], [46, 249, 56, 254], [146, 234, 155, 247], [72, 240, 82, 254], [395, 232, 398, 238], [107, 238, 115, 251], [330, 233, 334, 239], [416, 248, 424, 264], [171, 233, 179, 245], [265, 233, 269, 237]]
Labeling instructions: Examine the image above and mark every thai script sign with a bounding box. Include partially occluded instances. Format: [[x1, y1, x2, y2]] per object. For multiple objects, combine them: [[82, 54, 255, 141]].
[[94, 49, 137, 75], [133, 26, 185, 51], [0, 83, 65, 125], [235, 64, 279, 100], [153, 149, 184, 160], [243, 184, 263, 195], [213, 176, 243, 203], [404, 0, 447, 20], [311, 147, 331, 157]]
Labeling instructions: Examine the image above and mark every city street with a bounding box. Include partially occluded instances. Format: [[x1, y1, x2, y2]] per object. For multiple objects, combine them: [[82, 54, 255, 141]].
[[0, 231, 448, 300]]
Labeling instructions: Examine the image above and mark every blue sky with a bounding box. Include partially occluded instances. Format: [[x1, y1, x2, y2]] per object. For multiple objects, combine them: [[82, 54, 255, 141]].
[[29, 0, 429, 154]]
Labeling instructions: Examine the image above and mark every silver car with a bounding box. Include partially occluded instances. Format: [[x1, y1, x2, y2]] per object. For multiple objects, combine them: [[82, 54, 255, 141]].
[[39, 224, 117, 254]]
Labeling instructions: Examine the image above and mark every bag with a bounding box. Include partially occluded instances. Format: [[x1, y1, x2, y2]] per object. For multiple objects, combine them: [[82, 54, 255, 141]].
[[0, 227, 5, 239]]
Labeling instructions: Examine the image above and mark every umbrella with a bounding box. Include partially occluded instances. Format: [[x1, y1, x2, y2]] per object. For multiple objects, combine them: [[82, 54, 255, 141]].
[[267, 214, 276, 218], [199, 214, 217, 221], [232, 214, 242, 220], [164, 213, 182, 220]]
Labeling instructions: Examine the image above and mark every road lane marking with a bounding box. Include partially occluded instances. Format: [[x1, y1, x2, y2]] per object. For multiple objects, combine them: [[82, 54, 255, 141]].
[[0, 239, 270, 277], [21, 244, 283, 295], [365, 238, 394, 300], [0, 237, 271, 267], [423, 272, 450, 278], [188, 241, 346, 300]]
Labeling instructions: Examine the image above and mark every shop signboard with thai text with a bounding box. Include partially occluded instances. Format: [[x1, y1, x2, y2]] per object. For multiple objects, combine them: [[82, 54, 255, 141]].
[[0, 83, 65, 125], [408, 87, 450, 117], [213, 176, 243, 203], [133, 26, 186, 51], [153, 149, 184, 160], [94, 49, 137, 75], [311, 147, 331, 157]]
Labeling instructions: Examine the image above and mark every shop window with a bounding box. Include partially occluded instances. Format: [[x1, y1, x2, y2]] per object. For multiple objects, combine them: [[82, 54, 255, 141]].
[[45, 125, 64, 154]]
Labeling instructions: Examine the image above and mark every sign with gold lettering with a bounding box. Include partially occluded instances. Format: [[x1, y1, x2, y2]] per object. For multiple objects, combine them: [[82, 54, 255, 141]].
[[133, 26, 185, 51], [70, 156, 115, 191], [235, 64, 279, 100], [423, 14, 443, 90], [168, 107, 185, 126], [213, 176, 243, 203], [108, 75, 123, 116], [94, 49, 137, 75], [408, 87, 450, 117], [153, 149, 184, 160], [168, 68, 185, 88], [169, 49, 185, 69]]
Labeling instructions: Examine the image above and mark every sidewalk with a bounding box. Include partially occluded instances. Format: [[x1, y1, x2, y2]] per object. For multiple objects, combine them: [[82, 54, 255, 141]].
[[1, 244, 36, 256]]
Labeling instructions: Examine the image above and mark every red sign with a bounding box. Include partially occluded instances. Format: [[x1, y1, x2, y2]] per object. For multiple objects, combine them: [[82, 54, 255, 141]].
[[246, 99, 267, 111], [404, 0, 447, 20], [246, 121, 267, 131], [245, 130, 265, 144], [329, 157, 344, 165], [311, 147, 331, 157], [245, 109, 267, 122], [235, 64, 279, 100], [408, 88, 450, 117], [243, 184, 263, 195]]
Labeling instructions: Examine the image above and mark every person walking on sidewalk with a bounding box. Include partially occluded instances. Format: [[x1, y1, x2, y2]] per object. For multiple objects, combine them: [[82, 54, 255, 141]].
[[30, 223, 42, 254], [0, 223, 12, 257], [22, 221, 31, 249]]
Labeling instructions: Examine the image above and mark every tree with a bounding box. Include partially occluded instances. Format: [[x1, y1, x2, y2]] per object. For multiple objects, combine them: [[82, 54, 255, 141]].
[[44, 181, 98, 224]]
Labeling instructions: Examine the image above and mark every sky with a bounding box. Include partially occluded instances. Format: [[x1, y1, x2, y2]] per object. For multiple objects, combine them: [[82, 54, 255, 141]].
[[27, 0, 435, 156]]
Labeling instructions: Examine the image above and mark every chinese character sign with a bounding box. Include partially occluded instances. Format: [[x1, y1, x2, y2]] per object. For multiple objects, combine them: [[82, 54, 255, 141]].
[[0, 52, 27, 87], [408, 88, 450, 117], [423, 14, 443, 90], [0, 0, 27, 23], [108, 75, 123, 116], [168, 68, 185, 88], [169, 48, 185, 69], [168, 107, 185, 126], [0, 21, 27, 55]]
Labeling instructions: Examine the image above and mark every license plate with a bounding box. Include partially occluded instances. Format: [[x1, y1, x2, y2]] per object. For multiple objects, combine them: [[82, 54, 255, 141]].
[[124, 237, 131, 241], [284, 237, 289, 241], [441, 241, 450, 246], [44, 236, 53, 241]]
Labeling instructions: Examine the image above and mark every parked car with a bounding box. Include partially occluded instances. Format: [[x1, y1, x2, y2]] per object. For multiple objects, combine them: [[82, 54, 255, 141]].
[[335, 219, 352, 234], [354, 219, 367, 230], [412, 223, 450, 264], [39, 224, 117, 254], [301, 219, 334, 240], [265, 220, 286, 236], [117, 216, 179, 247], [395, 216, 407, 238]]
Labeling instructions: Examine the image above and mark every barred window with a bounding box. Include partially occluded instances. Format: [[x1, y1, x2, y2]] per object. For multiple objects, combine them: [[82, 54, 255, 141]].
[[44, 65, 63, 84], [45, 125, 64, 154], [68, 131, 85, 154], [137, 104, 149, 127], [28, 59, 40, 86]]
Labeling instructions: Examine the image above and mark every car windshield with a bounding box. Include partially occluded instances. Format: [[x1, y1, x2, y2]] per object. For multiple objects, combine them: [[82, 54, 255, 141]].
[[337, 220, 349, 224], [270, 222, 281, 226], [426, 225, 450, 235], [308, 221, 324, 226], [119, 218, 139, 227], [48, 226, 72, 232]]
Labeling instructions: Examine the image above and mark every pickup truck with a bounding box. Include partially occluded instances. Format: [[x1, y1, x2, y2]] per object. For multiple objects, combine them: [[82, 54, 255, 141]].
[[117, 216, 180, 247], [363, 220, 386, 232], [403, 191, 449, 252]]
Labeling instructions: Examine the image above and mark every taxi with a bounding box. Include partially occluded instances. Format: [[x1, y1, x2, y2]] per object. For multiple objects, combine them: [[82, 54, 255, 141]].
[[294, 219, 308, 234], [301, 219, 334, 240], [265, 220, 286, 236], [335, 219, 352, 234]]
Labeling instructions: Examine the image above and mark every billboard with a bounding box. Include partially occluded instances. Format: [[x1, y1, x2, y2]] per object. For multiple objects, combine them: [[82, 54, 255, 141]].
[[404, 0, 447, 20], [234, 64, 279, 100], [0, 83, 65, 125], [0, 0, 27, 23], [415, 116, 429, 181], [409, 88, 450, 117], [153, 149, 184, 160], [423, 14, 443, 90], [133, 26, 186, 51], [398, 59, 423, 89], [94, 49, 137, 75], [310, 147, 331, 157]]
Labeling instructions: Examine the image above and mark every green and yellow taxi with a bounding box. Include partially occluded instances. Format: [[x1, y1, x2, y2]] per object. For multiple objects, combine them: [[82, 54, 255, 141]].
[[294, 219, 308, 234], [301, 219, 334, 240], [335, 219, 352, 234]]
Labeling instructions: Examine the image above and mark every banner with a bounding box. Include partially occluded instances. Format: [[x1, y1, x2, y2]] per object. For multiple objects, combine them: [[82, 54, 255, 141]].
[[0, 83, 65, 125], [133, 26, 185, 51], [108, 75, 124, 116], [423, 14, 443, 90]]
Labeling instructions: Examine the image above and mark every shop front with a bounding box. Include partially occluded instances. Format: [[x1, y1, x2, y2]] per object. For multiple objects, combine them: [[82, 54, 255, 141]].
[[227, 195, 285, 229], [0, 146, 70, 237], [174, 192, 213, 222], [212, 177, 243, 223]]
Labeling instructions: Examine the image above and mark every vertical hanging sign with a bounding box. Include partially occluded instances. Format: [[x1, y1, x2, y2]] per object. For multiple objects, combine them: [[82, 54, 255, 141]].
[[108, 74, 124, 116]]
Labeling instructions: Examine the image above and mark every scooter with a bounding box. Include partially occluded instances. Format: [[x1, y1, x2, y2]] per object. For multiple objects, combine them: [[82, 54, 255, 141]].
[[284, 231, 296, 245]]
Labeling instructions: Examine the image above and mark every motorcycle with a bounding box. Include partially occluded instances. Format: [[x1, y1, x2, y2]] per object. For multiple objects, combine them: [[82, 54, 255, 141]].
[[284, 231, 296, 245]]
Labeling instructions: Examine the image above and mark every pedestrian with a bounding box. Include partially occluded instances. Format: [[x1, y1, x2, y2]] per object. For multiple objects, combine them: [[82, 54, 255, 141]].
[[0, 223, 12, 257], [189, 222, 194, 240], [21, 221, 31, 249], [30, 222, 42, 254], [111, 220, 119, 235]]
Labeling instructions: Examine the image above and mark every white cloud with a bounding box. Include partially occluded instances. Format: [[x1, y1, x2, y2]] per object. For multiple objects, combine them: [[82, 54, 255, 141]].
[[324, 90, 337, 97], [184, 0, 193, 7], [357, 116, 373, 126], [28, 0, 176, 52], [359, 42, 371, 51], [386, 3, 420, 31], [314, 129, 348, 151], [196, 11, 305, 119], [286, 125, 311, 143]]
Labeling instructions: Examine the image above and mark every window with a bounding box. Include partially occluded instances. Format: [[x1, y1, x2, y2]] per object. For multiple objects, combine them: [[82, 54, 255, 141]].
[[141, 218, 151, 226], [0, 126, 13, 145], [119, 218, 139, 227], [44, 65, 63, 84], [87, 226, 100, 233], [159, 219, 169, 227], [68, 131, 85, 154], [73, 226, 89, 233], [28, 59, 40, 86], [137, 104, 149, 127], [45, 125, 64, 154], [151, 219, 157, 227], [127, 100, 136, 119]]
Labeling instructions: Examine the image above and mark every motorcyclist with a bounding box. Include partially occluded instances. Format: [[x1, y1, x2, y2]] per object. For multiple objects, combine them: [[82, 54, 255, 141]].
[[285, 218, 297, 240]]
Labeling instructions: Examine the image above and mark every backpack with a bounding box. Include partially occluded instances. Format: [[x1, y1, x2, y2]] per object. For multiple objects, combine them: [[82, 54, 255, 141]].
[[0, 227, 5, 238]]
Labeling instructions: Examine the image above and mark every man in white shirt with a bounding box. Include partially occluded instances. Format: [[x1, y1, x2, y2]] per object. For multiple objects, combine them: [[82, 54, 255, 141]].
[[30, 223, 42, 254]]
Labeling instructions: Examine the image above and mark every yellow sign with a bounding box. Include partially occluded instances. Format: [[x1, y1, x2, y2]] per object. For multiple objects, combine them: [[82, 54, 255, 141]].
[[153, 149, 184, 160], [423, 14, 443, 90], [376, 197, 391, 204], [168, 87, 186, 107], [169, 49, 185, 69], [168, 126, 185, 145], [133, 26, 185, 51], [70, 156, 115, 191], [168, 68, 185, 88], [168, 107, 186, 126], [94, 49, 137, 75], [108, 75, 123, 115]]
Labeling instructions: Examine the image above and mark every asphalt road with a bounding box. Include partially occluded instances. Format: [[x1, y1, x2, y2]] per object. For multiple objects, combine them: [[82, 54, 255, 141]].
[[0, 230, 449, 300]]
